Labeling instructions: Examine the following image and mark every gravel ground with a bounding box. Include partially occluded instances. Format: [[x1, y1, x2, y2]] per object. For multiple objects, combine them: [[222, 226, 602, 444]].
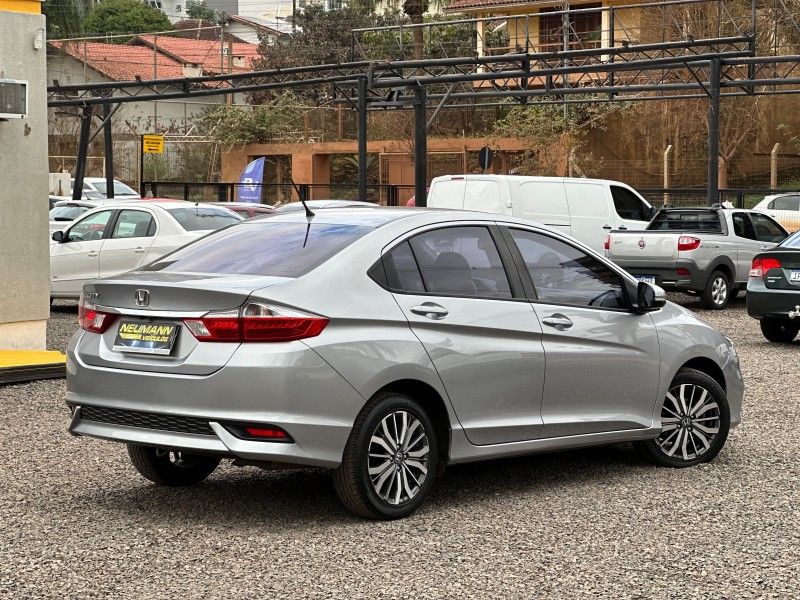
[[2, 296, 799, 599]]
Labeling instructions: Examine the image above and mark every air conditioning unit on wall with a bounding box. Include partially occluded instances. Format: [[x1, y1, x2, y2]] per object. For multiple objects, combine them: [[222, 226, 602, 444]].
[[0, 79, 28, 120]]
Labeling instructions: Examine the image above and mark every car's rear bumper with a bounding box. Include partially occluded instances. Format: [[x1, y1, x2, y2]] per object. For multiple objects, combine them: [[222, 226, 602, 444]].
[[747, 279, 800, 319], [621, 259, 705, 291], [65, 334, 366, 468]]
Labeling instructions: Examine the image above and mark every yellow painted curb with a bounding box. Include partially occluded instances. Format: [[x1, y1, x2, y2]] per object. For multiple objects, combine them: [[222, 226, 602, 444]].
[[0, 350, 66, 368]]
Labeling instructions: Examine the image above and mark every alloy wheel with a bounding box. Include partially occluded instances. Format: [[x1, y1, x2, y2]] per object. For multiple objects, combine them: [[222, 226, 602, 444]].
[[368, 410, 430, 506], [657, 383, 721, 461], [711, 276, 728, 306]]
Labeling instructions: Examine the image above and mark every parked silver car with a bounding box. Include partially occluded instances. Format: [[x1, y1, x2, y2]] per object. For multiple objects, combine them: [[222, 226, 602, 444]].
[[66, 208, 743, 519]]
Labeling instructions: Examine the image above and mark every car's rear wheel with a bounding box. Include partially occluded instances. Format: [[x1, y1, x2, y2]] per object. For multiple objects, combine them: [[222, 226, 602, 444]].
[[760, 318, 800, 343], [701, 270, 730, 310], [635, 368, 730, 468], [127, 444, 220, 486], [333, 392, 438, 520]]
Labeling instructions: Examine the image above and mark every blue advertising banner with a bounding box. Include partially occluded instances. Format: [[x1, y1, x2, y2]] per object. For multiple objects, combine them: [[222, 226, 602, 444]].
[[236, 157, 265, 203]]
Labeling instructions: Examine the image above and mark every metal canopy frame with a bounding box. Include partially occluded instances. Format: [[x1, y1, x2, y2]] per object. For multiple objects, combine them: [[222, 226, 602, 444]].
[[46, 0, 800, 206]]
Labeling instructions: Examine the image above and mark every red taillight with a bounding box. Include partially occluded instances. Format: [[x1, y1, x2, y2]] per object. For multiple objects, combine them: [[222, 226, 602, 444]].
[[244, 426, 289, 439], [183, 303, 328, 343], [750, 257, 782, 278], [676, 267, 691, 277], [78, 297, 116, 333], [678, 236, 701, 251], [603, 234, 611, 251]]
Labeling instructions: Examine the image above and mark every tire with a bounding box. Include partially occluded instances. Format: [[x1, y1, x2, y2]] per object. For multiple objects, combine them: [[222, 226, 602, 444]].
[[760, 318, 800, 343], [728, 287, 740, 301], [127, 444, 220, 486], [635, 368, 730, 468], [333, 392, 439, 520], [701, 270, 731, 310]]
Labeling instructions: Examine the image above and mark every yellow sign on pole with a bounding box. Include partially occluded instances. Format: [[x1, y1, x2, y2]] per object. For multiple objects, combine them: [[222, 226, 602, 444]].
[[142, 134, 164, 154]]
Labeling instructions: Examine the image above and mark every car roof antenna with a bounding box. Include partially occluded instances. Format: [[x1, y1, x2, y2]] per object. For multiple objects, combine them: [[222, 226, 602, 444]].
[[289, 179, 314, 218]]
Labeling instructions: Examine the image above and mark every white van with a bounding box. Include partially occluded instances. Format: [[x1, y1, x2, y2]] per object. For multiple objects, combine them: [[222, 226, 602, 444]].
[[427, 175, 656, 252]]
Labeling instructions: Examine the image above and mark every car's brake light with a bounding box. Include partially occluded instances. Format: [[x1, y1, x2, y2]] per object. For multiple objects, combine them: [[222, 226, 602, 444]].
[[183, 303, 328, 343], [750, 257, 782, 278], [678, 236, 701, 251], [603, 234, 610, 251], [78, 295, 116, 333]]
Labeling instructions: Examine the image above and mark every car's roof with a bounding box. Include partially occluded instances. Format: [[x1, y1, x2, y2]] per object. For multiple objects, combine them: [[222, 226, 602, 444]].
[[78, 200, 237, 211], [53, 199, 102, 208]]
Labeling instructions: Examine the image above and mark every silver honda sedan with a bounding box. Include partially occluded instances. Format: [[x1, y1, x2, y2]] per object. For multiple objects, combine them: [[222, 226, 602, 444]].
[[66, 208, 744, 519]]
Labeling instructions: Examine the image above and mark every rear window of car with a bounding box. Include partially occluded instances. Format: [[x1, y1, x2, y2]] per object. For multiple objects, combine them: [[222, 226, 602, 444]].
[[144, 222, 375, 277], [781, 231, 800, 248], [647, 210, 722, 232], [167, 207, 242, 231]]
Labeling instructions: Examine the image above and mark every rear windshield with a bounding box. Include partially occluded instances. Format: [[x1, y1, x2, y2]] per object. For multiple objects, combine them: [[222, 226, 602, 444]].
[[49, 205, 90, 221], [167, 207, 242, 231], [144, 222, 374, 277], [781, 231, 800, 248], [648, 210, 722, 232]]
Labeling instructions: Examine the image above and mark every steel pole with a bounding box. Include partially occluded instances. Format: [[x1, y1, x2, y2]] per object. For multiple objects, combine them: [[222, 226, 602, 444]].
[[73, 105, 93, 201], [357, 77, 368, 203], [707, 58, 721, 206], [414, 85, 427, 207], [102, 103, 114, 199]]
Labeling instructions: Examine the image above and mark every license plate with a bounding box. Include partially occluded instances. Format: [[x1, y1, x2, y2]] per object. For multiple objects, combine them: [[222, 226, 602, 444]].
[[112, 320, 179, 355], [636, 275, 657, 285], [790, 270, 800, 282]]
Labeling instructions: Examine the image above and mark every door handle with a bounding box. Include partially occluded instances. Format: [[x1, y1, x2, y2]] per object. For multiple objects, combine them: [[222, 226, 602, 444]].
[[134, 247, 146, 254], [542, 314, 574, 331], [410, 302, 449, 320], [618, 225, 628, 230], [602, 224, 613, 230], [87, 251, 99, 258]]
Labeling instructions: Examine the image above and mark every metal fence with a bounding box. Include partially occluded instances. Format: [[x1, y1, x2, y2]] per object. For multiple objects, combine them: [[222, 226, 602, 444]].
[[142, 181, 417, 206]]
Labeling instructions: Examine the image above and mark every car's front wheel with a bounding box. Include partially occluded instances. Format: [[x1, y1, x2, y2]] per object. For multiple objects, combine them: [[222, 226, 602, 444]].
[[127, 444, 221, 486], [635, 368, 730, 468], [760, 318, 800, 343], [333, 392, 438, 520]]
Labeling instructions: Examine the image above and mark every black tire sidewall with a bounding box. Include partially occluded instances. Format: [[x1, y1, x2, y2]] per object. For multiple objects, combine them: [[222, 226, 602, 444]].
[[760, 318, 800, 343], [128, 444, 220, 486], [354, 395, 438, 519]]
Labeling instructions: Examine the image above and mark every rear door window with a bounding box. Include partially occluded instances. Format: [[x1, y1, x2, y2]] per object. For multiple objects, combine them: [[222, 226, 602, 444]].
[[750, 213, 788, 243], [732, 212, 756, 240], [610, 186, 651, 221], [145, 222, 374, 277], [772, 196, 800, 211], [648, 210, 723, 232], [383, 241, 425, 293], [112, 210, 156, 238], [407, 226, 512, 299]]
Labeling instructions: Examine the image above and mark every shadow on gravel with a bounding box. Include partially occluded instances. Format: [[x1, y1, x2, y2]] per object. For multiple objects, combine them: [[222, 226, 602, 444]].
[[76, 444, 648, 527]]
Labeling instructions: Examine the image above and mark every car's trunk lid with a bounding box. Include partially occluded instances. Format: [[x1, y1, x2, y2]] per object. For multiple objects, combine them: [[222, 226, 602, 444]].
[[78, 272, 291, 375]]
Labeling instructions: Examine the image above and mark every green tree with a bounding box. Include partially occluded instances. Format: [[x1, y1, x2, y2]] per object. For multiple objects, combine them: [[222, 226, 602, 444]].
[[43, 0, 93, 38], [83, 0, 173, 37], [185, 0, 216, 22]]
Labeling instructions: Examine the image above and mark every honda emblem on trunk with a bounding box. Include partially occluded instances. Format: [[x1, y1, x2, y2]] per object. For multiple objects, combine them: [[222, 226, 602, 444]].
[[638, 238, 646, 249], [134, 289, 150, 307]]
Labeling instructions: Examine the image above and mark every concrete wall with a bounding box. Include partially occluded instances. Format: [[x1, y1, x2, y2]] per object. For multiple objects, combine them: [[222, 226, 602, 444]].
[[0, 9, 50, 349]]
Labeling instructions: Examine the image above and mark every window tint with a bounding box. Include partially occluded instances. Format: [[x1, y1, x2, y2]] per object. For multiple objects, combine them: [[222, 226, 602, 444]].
[[611, 186, 650, 221], [145, 222, 373, 277], [67, 210, 113, 242], [167, 207, 242, 231], [112, 210, 155, 239], [648, 210, 723, 232], [732, 212, 756, 240], [408, 227, 512, 298], [772, 196, 800, 211], [383, 241, 425, 293], [510, 229, 626, 309], [750, 213, 787, 243]]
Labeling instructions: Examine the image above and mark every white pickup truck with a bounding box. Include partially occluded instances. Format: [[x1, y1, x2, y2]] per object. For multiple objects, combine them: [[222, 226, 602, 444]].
[[606, 206, 788, 309]]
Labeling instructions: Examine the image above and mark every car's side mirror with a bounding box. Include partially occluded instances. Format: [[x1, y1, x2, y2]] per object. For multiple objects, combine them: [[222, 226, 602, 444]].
[[51, 230, 65, 242], [636, 281, 666, 313]]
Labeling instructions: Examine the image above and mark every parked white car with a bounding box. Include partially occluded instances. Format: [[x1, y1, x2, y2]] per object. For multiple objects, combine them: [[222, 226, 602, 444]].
[[73, 177, 141, 199], [753, 193, 800, 232], [50, 201, 243, 299], [427, 175, 657, 252]]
